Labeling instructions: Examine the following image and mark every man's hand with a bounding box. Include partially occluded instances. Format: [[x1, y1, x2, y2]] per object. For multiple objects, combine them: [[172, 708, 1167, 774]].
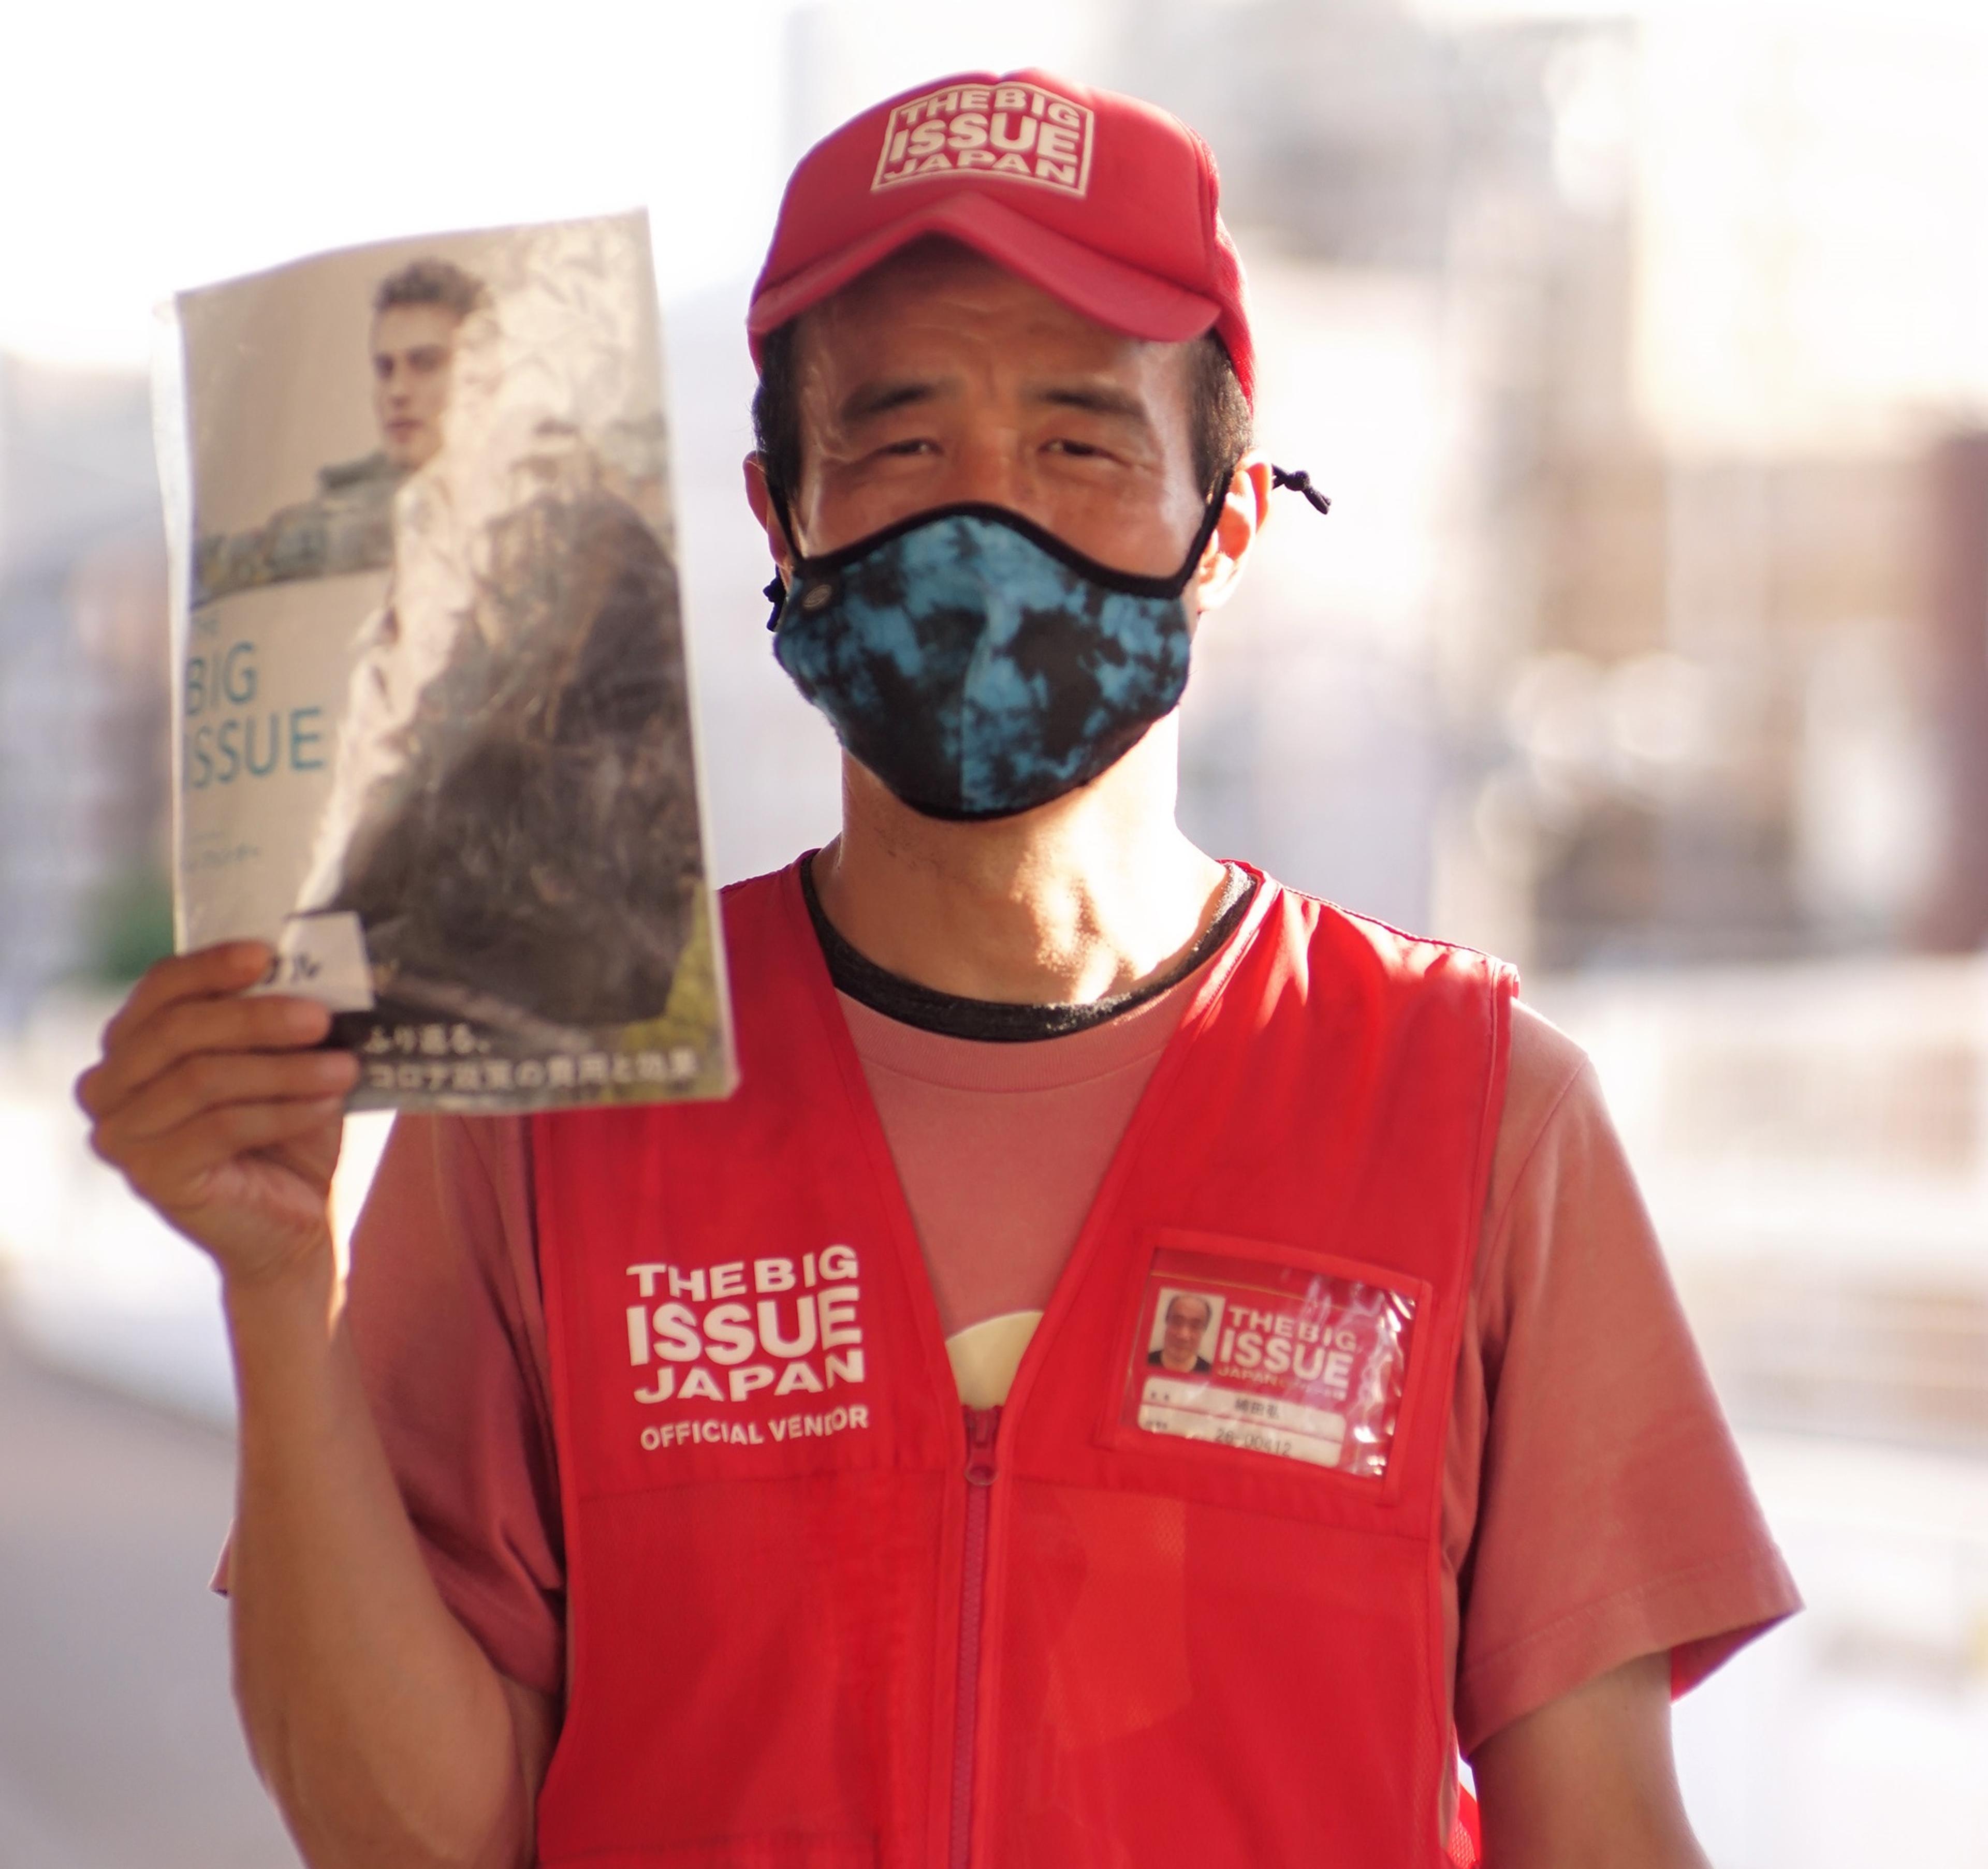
[[1472, 1651, 1712, 1869], [75, 941, 359, 1288]]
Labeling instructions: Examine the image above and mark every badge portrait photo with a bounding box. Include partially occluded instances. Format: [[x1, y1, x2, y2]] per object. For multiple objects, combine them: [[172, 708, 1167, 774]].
[[1145, 1285, 1225, 1375]]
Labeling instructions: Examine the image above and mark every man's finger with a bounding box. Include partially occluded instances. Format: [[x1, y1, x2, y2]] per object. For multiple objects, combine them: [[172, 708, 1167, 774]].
[[99, 941, 274, 1054], [86, 992, 334, 1119], [138, 1096, 350, 1198], [99, 1049, 360, 1150]]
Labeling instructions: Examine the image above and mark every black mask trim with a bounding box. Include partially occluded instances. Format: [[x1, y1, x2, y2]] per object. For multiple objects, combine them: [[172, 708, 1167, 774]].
[[769, 503, 1200, 820], [763, 479, 1229, 628], [760, 465, 1330, 627]]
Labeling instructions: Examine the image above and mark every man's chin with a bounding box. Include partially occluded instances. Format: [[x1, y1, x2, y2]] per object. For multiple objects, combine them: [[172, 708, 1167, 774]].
[[382, 433, 432, 472]]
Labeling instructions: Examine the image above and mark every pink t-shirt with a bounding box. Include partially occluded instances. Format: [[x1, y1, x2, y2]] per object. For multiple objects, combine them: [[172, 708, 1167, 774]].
[[334, 963, 1798, 1756]]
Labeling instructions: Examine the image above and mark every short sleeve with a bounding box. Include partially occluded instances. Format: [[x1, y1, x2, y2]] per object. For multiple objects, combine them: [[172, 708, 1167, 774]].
[[343, 1113, 566, 1696], [1453, 1011, 1801, 1755]]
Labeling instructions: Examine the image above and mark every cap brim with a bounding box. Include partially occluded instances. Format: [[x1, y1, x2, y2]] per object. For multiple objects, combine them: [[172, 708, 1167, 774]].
[[748, 189, 1222, 354]]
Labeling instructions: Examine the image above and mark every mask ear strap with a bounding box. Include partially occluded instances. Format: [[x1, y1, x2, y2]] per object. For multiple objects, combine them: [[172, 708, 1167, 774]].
[[1169, 472, 1238, 594], [763, 476, 801, 631], [1169, 461, 1335, 594]]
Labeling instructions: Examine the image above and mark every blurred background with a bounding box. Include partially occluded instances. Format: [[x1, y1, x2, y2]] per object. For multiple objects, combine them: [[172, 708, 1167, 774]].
[[4, 0, 1987, 1861]]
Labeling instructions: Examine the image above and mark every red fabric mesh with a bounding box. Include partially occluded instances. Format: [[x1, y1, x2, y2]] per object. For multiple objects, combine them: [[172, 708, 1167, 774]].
[[543, 1475, 943, 1858], [984, 1481, 1440, 1865]]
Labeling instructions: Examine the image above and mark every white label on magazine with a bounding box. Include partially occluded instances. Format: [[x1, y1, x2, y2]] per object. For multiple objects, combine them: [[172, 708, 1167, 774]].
[[251, 911, 376, 1012]]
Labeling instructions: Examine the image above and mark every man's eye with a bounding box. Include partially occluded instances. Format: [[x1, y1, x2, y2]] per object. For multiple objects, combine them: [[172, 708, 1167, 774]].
[[879, 438, 935, 458], [1048, 439, 1105, 459]]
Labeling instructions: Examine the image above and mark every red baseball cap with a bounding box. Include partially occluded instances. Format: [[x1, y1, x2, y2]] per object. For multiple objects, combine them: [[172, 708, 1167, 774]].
[[748, 69, 1255, 405]]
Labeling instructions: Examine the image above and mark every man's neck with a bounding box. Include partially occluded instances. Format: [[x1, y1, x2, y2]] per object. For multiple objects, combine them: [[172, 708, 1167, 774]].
[[811, 723, 1229, 1007]]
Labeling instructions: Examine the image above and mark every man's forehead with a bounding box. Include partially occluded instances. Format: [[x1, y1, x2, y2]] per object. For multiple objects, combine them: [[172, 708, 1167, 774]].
[[372, 303, 460, 346], [790, 247, 1205, 458]]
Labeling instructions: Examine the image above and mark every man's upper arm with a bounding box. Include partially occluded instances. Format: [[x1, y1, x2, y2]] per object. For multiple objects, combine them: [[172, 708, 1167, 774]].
[[499, 1673, 561, 1853], [345, 1112, 567, 1697], [1472, 1652, 1711, 1869]]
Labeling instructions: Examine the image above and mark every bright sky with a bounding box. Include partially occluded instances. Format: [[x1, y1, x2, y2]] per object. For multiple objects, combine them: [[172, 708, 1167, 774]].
[[1425, 0, 1988, 446], [0, 1, 787, 366], [0, 0, 1103, 370], [1633, 6, 1988, 449], [6, 0, 1986, 454]]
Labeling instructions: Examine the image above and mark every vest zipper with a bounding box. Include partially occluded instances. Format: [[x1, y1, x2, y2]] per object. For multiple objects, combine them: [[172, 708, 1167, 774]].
[[949, 1404, 1000, 1869]]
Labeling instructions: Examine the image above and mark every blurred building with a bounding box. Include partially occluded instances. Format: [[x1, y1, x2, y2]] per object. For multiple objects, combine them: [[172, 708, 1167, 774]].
[[14, 3, 1975, 1019], [1114, 1, 1986, 972], [1925, 432, 1988, 951], [715, 1, 1988, 963], [0, 359, 170, 1025], [1105, 1, 1636, 948], [1538, 954, 1988, 1455]]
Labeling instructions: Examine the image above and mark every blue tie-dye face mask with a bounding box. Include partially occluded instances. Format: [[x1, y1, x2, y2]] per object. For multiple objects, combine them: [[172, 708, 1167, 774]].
[[767, 498, 1225, 820]]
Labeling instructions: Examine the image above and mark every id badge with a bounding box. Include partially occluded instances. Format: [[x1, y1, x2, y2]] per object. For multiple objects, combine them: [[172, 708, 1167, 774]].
[[1120, 1243, 1417, 1479]]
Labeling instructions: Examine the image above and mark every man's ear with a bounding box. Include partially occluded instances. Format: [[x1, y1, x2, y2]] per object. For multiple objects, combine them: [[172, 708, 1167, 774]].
[[1190, 452, 1273, 621], [742, 453, 797, 576]]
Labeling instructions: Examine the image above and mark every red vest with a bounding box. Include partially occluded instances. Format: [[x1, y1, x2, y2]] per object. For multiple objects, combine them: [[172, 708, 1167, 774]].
[[532, 862, 1513, 1869]]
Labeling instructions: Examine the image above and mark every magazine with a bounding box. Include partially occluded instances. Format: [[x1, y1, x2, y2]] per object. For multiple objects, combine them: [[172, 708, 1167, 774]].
[[155, 211, 734, 1112]]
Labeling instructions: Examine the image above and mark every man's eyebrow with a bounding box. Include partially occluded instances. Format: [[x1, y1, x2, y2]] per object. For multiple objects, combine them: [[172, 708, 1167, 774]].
[[838, 378, 948, 425], [833, 375, 1154, 426], [1026, 381, 1152, 424], [372, 341, 451, 365]]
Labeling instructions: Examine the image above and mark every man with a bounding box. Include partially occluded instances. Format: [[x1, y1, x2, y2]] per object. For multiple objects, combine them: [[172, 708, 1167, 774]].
[[297, 262, 697, 1030], [79, 70, 1795, 1868], [191, 258, 478, 608], [1149, 1292, 1216, 1374], [370, 258, 479, 474], [293, 257, 489, 913]]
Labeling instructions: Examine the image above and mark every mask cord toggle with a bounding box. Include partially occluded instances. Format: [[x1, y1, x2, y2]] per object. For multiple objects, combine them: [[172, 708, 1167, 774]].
[[1270, 465, 1332, 517]]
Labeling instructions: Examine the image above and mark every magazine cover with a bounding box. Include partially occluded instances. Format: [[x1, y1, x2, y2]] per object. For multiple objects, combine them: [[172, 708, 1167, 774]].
[[154, 211, 734, 1112]]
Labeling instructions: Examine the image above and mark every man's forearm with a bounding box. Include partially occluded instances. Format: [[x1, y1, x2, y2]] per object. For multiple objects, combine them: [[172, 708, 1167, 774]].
[[225, 1255, 536, 1869]]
